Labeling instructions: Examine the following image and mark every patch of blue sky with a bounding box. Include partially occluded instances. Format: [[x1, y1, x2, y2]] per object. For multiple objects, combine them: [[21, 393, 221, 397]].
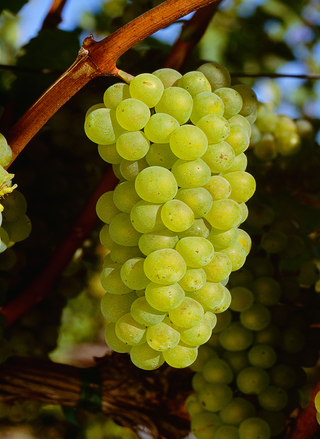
[[152, 13, 194, 44], [284, 23, 315, 48], [303, 80, 320, 119], [59, 0, 102, 31], [302, 4, 320, 26], [275, 61, 308, 94]]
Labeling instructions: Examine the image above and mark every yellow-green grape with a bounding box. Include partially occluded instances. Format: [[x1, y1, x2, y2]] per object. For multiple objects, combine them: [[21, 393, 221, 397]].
[[223, 151, 248, 173], [270, 364, 297, 390], [190, 91, 224, 124], [120, 257, 150, 290], [130, 296, 166, 325], [135, 166, 178, 203], [192, 371, 207, 391], [152, 67, 182, 88], [0, 133, 13, 167], [130, 343, 164, 370], [175, 237, 214, 268], [202, 141, 235, 173], [98, 143, 122, 164], [236, 367, 270, 395], [110, 244, 142, 264], [101, 263, 133, 294], [204, 311, 217, 329], [240, 304, 271, 331], [178, 218, 210, 239], [1, 190, 27, 221], [228, 114, 252, 136], [179, 318, 212, 346], [239, 418, 271, 439], [198, 382, 233, 412], [113, 180, 141, 213], [145, 143, 177, 169], [315, 390, 320, 413], [205, 199, 243, 230], [179, 267, 207, 292], [251, 277, 282, 306], [219, 322, 253, 351], [169, 124, 208, 160], [190, 345, 217, 372], [129, 73, 164, 107], [169, 297, 204, 328], [116, 131, 150, 161], [214, 287, 232, 313], [96, 191, 121, 224], [103, 83, 131, 109], [248, 344, 277, 369], [203, 175, 231, 201], [220, 241, 247, 271], [232, 84, 258, 117], [175, 187, 213, 219], [224, 171, 256, 203], [197, 62, 231, 90], [239, 202, 249, 224], [2, 214, 31, 242], [214, 425, 240, 439], [144, 113, 180, 143], [276, 131, 301, 156], [202, 252, 233, 283], [144, 248, 186, 284], [219, 397, 256, 426], [171, 158, 211, 188], [185, 393, 204, 417], [116, 98, 150, 131], [190, 282, 230, 312], [138, 229, 178, 255], [202, 357, 234, 384], [258, 386, 288, 411], [85, 108, 124, 144], [273, 114, 297, 136], [115, 313, 147, 346], [119, 157, 148, 181], [254, 325, 281, 348], [104, 322, 131, 353], [178, 71, 211, 96], [230, 286, 254, 312], [85, 103, 105, 118], [130, 201, 163, 233], [101, 291, 138, 322], [252, 134, 277, 161], [196, 114, 230, 144], [155, 87, 193, 124], [237, 229, 252, 255], [214, 87, 243, 119], [109, 213, 142, 246], [191, 411, 222, 439], [145, 281, 185, 311], [207, 227, 239, 250], [163, 341, 198, 368], [160, 199, 195, 232], [226, 123, 250, 155], [146, 319, 180, 351]]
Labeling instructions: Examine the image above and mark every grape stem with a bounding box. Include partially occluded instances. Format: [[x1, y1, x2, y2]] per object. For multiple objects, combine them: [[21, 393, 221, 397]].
[[41, 0, 69, 30], [5, 0, 219, 167]]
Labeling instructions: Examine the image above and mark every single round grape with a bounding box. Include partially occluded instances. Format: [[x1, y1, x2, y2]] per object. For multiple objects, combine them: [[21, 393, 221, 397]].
[[191, 411, 222, 439], [145, 282, 185, 311], [198, 382, 233, 412], [145, 142, 177, 169], [144, 248, 186, 285], [232, 84, 258, 117], [129, 73, 164, 107], [110, 244, 142, 264], [98, 141, 122, 164], [152, 67, 182, 88], [207, 227, 239, 250], [240, 304, 271, 331], [258, 386, 288, 411], [109, 213, 142, 246], [120, 257, 149, 290], [254, 324, 281, 348], [203, 175, 231, 201], [179, 317, 212, 346], [119, 157, 148, 181], [230, 286, 255, 312], [226, 123, 250, 155], [171, 158, 211, 188], [175, 187, 213, 219], [146, 320, 180, 351], [248, 344, 277, 369], [101, 291, 138, 322], [224, 152, 248, 173], [138, 229, 178, 255], [251, 277, 282, 306], [144, 113, 179, 143], [179, 267, 207, 292], [205, 199, 243, 230], [130, 296, 166, 326], [222, 350, 250, 374], [155, 86, 193, 124], [178, 71, 211, 96], [224, 171, 256, 203], [236, 366, 270, 395], [1, 190, 27, 222], [115, 313, 147, 346], [116, 98, 150, 131], [219, 322, 253, 351], [103, 82, 131, 109], [130, 200, 163, 233], [85, 108, 124, 144], [202, 252, 233, 283], [190, 345, 217, 372], [213, 425, 240, 439], [237, 229, 252, 255], [101, 263, 133, 294], [239, 417, 271, 439], [135, 166, 178, 203], [96, 191, 120, 224], [219, 397, 256, 426], [169, 297, 204, 328], [190, 91, 224, 124], [190, 282, 229, 312], [228, 114, 252, 136], [185, 393, 204, 417], [130, 343, 165, 370], [175, 237, 214, 268], [196, 114, 230, 144], [202, 357, 234, 384], [178, 218, 210, 239], [116, 130, 150, 161], [220, 242, 247, 271], [192, 371, 207, 392], [197, 62, 231, 90], [202, 141, 235, 173], [214, 87, 243, 119], [170, 124, 208, 160], [160, 199, 195, 232], [270, 364, 296, 389], [163, 341, 198, 368], [104, 322, 131, 353], [113, 180, 141, 213]]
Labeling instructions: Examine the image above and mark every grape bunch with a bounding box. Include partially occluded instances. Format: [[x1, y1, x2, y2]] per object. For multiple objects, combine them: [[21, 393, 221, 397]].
[[84, 62, 257, 370]]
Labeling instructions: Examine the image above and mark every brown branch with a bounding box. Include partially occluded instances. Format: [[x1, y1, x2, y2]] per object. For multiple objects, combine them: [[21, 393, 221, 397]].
[[0, 166, 118, 327], [0, 354, 192, 439], [164, 1, 223, 70], [6, 0, 219, 167], [42, 0, 69, 30]]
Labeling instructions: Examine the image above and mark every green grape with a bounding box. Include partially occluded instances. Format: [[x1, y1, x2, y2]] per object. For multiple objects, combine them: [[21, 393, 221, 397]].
[[120, 257, 149, 290], [3, 214, 31, 242], [203, 252, 233, 283], [145, 282, 185, 311], [203, 175, 232, 201], [116, 130, 150, 161], [219, 397, 256, 426], [198, 382, 233, 412], [144, 248, 186, 284], [219, 322, 253, 351], [160, 199, 195, 232], [116, 98, 150, 130], [197, 62, 231, 91], [163, 341, 198, 368], [220, 242, 247, 271], [171, 158, 211, 188], [207, 227, 239, 249], [214, 87, 243, 119], [253, 133, 277, 161], [175, 187, 213, 219], [205, 199, 243, 230], [230, 286, 255, 312], [96, 191, 121, 224], [248, 344, 277, 369], [191, 411, 222, 439], [178, 218, 210, 239], [179, 317, 212, 346], [261, 230, 288, 253], [279, 327, 305, 353], [237, 229, 252, 255], [240, 304, 271, 331], [169, 297, 204, 328], [130, 200, 163, 233], [224, 152, 248, 174], [85, 102, 105, 118], [202, 357, 234, 384], [130, 342, 165, 370], [175, 237, 214, 268], [130, 296, 166, 326], [98, 143, 122, 164], [228, 267, 254, 288], [1, 190, 27, 222], [101, 291, 138, 322], [196, 114, 230, 144], [258, 386, 288, 411], [129, 73, 164, 107], [238, 417, 271, 439], [190, 345, 217, 372], [119, 157, 148, 181], [270, 364, 296, 389], [146, 319, 180, 351], [179, 267, 207, 292], [226, 123, 250, 155], [104, 322, 131, 353], [232, 84, 258, 117], [101, 263, 133, 294], [222, 350, 250, 374], [212, 310, 232, 333], [189, 281, 228, 312], [169, 124, 208, 160], [192, 371, 207, 391], [315, 391, 320, 413], [135, 166, 178, 203], [84, 108, 124, 144], [113, 180, 141, 213], [0, 226, 9, 253], [202, 141, 235, 173], [145, 142, 177, 168], [113, 163, 123, 180], [254, 324, 280, 347], [138, 229, 178, 255], [103, 83, 131, 109], [109, 213, 142, 246], [258, 410, 287, 436], [273, 115, 297, 136], [185, 393, 205, 417], [223, 171, 256, 203], [110, 244, 142, 264], [155, 86, 193, 124], [190, 91, 224, 124], [144, 113, 180, 143], [115, 313, 147, 346], [251, 277, 282, 306], [228, 114, 252, 136], [178, 71, 211, 96], [152, 67, 182, 88], [237, 366, 270, 395], [213, 425, 240, 439]]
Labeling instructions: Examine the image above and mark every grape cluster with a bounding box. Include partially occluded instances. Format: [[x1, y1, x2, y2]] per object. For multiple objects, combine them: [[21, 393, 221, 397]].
[[84, 62, 258, 370]]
